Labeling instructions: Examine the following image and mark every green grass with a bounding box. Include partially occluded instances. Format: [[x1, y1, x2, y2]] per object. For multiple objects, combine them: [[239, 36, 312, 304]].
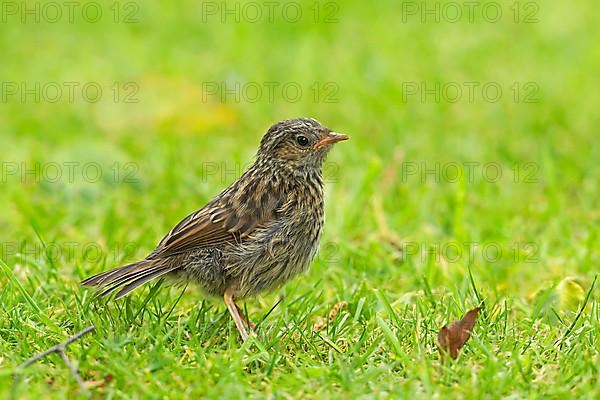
[[1, 0, 599, 398]]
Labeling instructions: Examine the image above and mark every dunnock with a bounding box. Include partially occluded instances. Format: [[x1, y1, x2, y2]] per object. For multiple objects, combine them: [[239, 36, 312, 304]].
[[82, 118, 348, 340]]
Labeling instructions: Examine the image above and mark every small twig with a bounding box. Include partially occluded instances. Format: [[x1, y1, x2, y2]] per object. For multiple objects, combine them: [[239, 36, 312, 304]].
[[17, 326, 95, 395], [58, 351, 87, 390]]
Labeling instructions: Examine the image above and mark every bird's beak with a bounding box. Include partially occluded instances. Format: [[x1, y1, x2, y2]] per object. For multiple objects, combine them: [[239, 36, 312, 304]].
[[314, 132, 349, 149]]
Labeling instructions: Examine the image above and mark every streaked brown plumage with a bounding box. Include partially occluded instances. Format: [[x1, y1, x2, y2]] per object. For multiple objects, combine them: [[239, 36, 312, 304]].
[[82, 118, 348, 340]]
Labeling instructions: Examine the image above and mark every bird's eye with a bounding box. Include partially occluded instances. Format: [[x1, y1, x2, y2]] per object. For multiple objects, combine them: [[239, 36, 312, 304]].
[[296, 135, 309, 147]]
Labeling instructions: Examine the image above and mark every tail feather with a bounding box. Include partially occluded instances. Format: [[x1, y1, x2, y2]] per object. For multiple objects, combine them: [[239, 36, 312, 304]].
[[81, 261, 146, 287], [96, 264, 164, 291], [98, 264, 171, 297], [81, 260, 178, 298], [113, 266, 178, 298]]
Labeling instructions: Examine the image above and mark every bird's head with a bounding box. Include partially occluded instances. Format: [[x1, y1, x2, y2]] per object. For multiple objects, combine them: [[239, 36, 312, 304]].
[[256, 118, 348, 173]]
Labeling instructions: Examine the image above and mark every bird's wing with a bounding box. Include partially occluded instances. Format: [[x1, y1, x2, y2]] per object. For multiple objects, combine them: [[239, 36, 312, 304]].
[[151, 182, 285, 258]]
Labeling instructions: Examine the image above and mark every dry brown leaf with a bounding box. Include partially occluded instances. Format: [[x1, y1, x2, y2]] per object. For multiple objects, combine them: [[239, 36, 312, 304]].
[[437, 307, 482, 360]]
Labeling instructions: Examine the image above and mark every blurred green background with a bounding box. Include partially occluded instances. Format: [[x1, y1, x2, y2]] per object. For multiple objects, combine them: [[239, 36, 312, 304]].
[[1, 0, 599, 398]]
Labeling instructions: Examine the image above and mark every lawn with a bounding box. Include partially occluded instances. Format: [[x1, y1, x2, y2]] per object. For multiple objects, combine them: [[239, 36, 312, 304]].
[[1, 0, 599, 398]]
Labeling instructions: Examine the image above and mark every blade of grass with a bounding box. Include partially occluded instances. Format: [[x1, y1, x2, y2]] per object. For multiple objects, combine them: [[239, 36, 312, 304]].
[[556, 275, 597, 349], [0, 259, 61, 334], [376, 316, 403, 358], [374, 289, 400, 326]]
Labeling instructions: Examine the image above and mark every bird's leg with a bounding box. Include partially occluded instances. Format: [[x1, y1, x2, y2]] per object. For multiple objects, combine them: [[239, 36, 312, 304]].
[[236, 304, 256, 331], [224, 289, 249, 341]]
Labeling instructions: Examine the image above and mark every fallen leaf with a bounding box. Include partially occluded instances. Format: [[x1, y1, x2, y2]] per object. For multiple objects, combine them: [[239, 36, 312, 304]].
[[437, 307, 482, 360]]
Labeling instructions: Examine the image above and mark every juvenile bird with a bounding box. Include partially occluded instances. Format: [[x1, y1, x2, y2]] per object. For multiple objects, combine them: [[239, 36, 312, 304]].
[[82, 118, 348, 340]]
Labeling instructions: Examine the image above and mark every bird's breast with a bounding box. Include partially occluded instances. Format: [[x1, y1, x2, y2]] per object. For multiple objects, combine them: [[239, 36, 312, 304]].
[[224, 180, 326, 297]]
